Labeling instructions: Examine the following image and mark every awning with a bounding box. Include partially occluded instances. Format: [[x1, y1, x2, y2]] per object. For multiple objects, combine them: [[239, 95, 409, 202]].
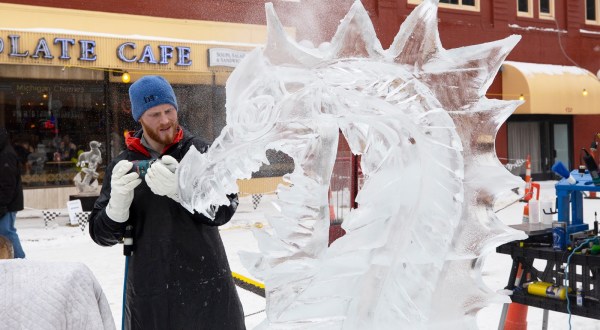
[[502, 61, 600, 115]]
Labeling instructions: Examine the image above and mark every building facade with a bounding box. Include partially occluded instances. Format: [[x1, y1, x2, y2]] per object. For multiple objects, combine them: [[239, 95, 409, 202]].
[[0, 1, 330, 207], [3, 0, 600, 208], [363, 0, 600, 180]]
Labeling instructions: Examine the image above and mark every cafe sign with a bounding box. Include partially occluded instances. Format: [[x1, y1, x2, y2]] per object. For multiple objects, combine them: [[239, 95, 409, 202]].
[[0, 33, 193, 67]]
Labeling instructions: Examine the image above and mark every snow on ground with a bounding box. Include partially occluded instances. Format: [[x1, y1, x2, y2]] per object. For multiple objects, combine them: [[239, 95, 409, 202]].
[[13, 181, 600, 329]]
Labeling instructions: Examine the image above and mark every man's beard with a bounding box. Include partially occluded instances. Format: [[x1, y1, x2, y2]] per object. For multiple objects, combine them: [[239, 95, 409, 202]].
[[141, 119, 178, 147]]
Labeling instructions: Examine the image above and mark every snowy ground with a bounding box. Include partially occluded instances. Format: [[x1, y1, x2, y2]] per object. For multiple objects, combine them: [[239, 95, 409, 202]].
[[12, 181, 600, 329]]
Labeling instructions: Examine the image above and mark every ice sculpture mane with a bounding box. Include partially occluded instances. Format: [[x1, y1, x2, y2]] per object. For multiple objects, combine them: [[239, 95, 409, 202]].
[[177, 0, 528, 328]]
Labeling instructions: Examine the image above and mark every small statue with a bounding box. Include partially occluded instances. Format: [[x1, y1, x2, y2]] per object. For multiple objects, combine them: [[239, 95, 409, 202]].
[[73, 141, 102, 194]]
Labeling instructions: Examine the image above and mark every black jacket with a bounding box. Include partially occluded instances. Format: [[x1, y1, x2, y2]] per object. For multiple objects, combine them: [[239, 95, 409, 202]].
[[0, 129, 24, 216], [89, 128, 245, 330]]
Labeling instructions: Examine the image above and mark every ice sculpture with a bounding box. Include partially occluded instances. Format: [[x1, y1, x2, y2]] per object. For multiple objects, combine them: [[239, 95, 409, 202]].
[[177, 0, 528, 328], [74, 141, 102, 193]]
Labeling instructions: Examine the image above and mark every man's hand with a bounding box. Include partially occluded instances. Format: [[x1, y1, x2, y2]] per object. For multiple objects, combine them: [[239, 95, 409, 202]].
[[146, 155, 180, 202], [106, 160, 142, 223]]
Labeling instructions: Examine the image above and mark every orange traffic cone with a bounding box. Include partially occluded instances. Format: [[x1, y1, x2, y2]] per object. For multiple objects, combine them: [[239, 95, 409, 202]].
[[504, 303, 528, 330], [586, 191, 600, 199], [328, 190, 336, 221], [522, 155, 532, 202], [327, 189, 345, 245], [504, 265, 528, 330]]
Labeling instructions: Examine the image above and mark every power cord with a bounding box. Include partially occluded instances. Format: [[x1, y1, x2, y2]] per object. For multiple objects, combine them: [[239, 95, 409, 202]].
[[564, 237, 596, 330], [552, 16, 580, 68]]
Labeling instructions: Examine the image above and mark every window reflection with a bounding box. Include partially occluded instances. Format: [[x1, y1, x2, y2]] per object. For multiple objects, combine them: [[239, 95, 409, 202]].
[[2, 65, 229, 190], [4, 78, 105, 187]]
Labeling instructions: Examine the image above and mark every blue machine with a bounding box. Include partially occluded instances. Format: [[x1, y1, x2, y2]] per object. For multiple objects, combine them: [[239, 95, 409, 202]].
[[555, 170, 598, 242]]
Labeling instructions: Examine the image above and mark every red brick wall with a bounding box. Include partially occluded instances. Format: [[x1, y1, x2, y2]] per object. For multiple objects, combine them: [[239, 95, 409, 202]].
[[362, 0, 600, 171], [574, 115, 600, 166], [359, 0, 600, 72], [2, 0, 351, 43]]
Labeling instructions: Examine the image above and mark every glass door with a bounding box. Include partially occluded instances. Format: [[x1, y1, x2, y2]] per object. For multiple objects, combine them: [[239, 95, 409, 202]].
[[552, 123, 570, 171], [507, 116, 572, 181]]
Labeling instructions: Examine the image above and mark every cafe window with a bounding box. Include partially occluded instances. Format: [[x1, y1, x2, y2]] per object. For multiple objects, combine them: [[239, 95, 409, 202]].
[[1, 74, 106, 187], [0, 64, 233, 190], [408, 0, 479, 11], [109, 82, 229, 153]]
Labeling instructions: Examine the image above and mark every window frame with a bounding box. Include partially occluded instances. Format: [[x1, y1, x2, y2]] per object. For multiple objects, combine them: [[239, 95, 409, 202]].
[[538, 0, 555, 20], [517, 0, 534, 18], [407, 0, 480, 12], [586, 0, 600, 25]]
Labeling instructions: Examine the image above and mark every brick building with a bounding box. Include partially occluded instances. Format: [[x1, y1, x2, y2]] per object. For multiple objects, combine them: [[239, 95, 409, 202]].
[[363, 0, 600, 180], [2, 0, 600, 208]]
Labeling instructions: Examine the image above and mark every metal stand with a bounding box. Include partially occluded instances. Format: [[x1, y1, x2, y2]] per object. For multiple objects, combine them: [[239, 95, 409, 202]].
[[497, 303, 508, 330]]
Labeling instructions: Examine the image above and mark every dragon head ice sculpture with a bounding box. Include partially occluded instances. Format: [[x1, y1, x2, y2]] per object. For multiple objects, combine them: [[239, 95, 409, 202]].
[[177, 0, 528, 328]]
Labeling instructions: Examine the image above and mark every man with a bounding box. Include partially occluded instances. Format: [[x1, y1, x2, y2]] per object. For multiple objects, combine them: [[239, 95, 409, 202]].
[[0, 128, 25, 259], [89, 76, 245, 329]]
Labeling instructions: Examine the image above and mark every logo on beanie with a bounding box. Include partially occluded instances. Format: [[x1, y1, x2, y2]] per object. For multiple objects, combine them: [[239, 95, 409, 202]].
[[144, 95, 157, 104]]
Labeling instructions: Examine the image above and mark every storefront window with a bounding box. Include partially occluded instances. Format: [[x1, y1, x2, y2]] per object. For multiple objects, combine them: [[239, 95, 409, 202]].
[[110, 82, 229, 153], [176, 84, 226, 143], [1, 74, 106, 187], [0, 65, 232, 190]]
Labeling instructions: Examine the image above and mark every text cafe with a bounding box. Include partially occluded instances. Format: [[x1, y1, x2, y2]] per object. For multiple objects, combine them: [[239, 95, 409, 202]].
[[0, 34, 193, 66], [0, 30, 250, 195]]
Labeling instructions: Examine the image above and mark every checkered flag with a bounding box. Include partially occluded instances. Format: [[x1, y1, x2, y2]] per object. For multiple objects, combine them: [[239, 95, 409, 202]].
[[252, 194, 263, 210], [75, 212, 91, 233], [42, 211, 61, 228]]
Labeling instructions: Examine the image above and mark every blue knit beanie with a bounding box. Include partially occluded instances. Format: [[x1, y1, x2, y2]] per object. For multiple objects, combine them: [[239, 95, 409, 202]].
[[129, 75, 178, 121]]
